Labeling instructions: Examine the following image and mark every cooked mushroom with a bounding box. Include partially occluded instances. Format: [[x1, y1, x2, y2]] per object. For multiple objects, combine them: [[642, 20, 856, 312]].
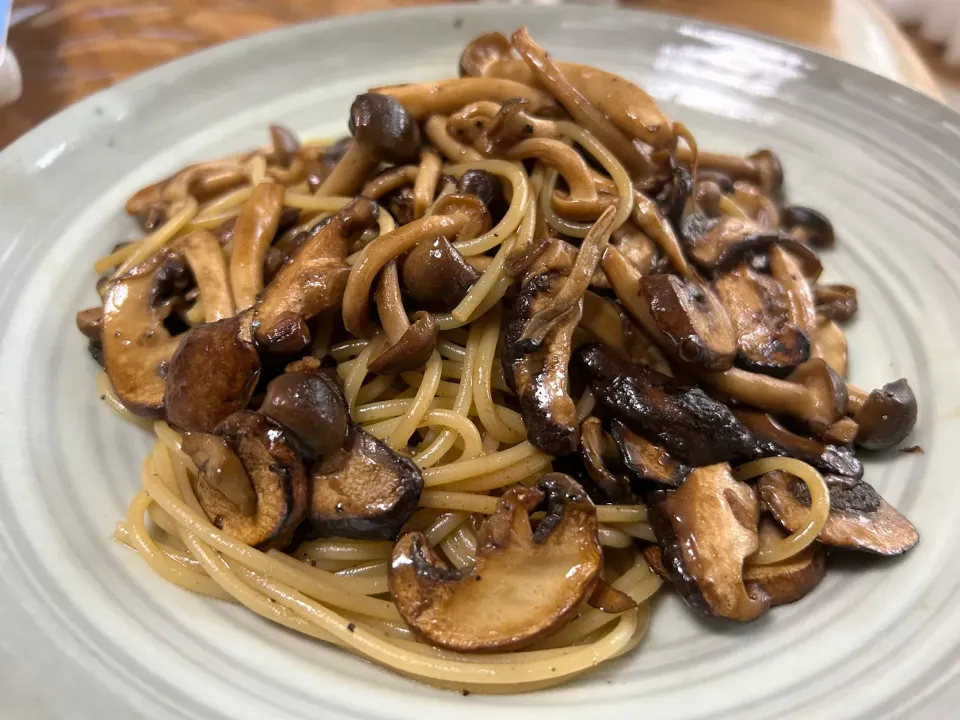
[[307, 423, 423, 540], [578, 343, 760, 466], [769, 245, 817, 338], [648, 463, 770, 621], [610, 419, 690, 488], [588, 580, 639, 614], [101, 252, 186, 417], [657, 166, 693, 231], [374, 77, 556, 120], [503, 273, 582, 456], [268, 124, 300, 169], [255, 197, 379, 350], [847, 379, 918, 451], [76, 306, 103, 340], [733, 409, 862, 479], [164, 312, 261, 433], [759, 470, 919, 555], [456, 169, 505, 215], [580, 416, 637, 503], [677, 147, 784, 199], [815, 283, 858, 322], [259, 370, 349, 457], [186, 411, 309, 549], [812, 318, 847, 377], [229, 182, 287, 311], [368, 260, 439, 375], [317, 93, 422, 197], [400, 235, 480, 312], [780, 206, 834, 248], [682, 215, 780, 271], [714, 265, 810, 377], [178, 230, 235, 322], [389, 473, 602, 651], [459, 31, 515, 77]]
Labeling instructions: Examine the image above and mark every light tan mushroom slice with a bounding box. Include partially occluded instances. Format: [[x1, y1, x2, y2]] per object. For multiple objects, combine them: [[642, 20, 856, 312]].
[[769, 245, 817, 338], [747, 519, 826, 606], [648, 463, 770, 621], [102, 252, 183, 417], [759, 470, 919, 556], [372, 77, 557, 118], [389, 473, 602, 652], [229, 182, 286, 311], [181, 433, 257, 517], [812, 318, 848, 378], [256, 197, 379, 349], [178, 230, 235, 322], [632, 191, 689, 277]]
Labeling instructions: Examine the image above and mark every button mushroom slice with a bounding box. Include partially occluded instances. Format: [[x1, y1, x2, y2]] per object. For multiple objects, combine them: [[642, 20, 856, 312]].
[[648, 463, 770, 621], [731, 181, 780, 229], [101, 253, 185, 417], [256, 197, 379, 349], [578, 343, 760, 466], [228, 182, 286, 312], [177, 230, 235, 323], [259, 370, 349, 458], [164, 311, 261, 433], [503, 273, 582, 456], [579, 416, 637, 504], [372, 77, 557, 121], [815, 283, 858, 323], [759, 470, 919, 555], [308, 423, 423, 540], [368, 261, 439, 375], [714, 265, 811, 378], [181, 432, 258, 518], [733, 409, 863, 479], [769, 244, 818, 338], [812, 317, 848, 377], [389, 473, 602, 652], [320, 93, 422, 197], [781, 206, 835, 249], [400, 235, 480, 312], [847, 379, 918, 451], [610, 419, 690, 488]]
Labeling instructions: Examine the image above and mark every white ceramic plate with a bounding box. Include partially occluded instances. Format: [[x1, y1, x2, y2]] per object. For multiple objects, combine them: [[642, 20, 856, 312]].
[[1, 5, 959, 718]]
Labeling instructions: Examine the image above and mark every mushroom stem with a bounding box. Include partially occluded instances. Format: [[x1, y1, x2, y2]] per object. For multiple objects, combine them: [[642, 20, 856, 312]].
[[632, 190, 690, 277], [769, 245, 817, 337], [179, 230, 235, 323], [704, 368, 814, 418], [317, 143, 379, 197], [229, 182, 286, 311], [373, 77, 557, 118], [376, 261, 411, 344], [413, 149, 443, 219], [504, 138, 598, 200]]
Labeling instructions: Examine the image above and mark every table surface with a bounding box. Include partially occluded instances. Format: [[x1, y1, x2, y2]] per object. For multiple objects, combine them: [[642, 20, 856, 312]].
[[1, 0, 945, 149]]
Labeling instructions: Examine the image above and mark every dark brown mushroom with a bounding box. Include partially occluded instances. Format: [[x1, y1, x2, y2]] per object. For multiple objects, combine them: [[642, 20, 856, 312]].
[[502, 273, 582, 456], [815, 284, 858, 323], [76, 307, 103, 340], [400, 235, 480, 312], [456, 169, 505, 214], [187, 411, 309, 549], [759, 470, 919, 555], [579, 416, 637, 504], [164, 312, 261, 433], [578, 343, 761, 467], [714, 265, 811, 378], [680, 147, 783, 199], [459, 31, 514, 77], [317, 93, 422, 196], [648, 463, 770, 621], [780, 206, 835, 249], [848, 379, 918, 451], [268, 124, 300, 169], [610, 419, 690, 488], [368, 311, 439, 376], [389, 473, 602, 652], [259, 370, 349, 458]]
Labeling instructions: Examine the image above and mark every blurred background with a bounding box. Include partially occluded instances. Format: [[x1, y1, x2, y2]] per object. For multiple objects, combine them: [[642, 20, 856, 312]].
[[2, 0, 960, 149]]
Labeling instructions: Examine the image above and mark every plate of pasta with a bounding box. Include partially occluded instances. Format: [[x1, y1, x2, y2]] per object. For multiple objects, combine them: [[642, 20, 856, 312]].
[[1, 5, 958, 719]]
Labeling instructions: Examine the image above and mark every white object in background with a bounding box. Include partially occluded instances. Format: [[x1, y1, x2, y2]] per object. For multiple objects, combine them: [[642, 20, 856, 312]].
[[881, 0, 960, 66], [0, 48, 21, 107]]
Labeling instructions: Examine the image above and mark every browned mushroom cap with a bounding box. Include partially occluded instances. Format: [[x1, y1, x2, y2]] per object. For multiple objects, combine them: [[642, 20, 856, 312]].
[[268, 124, 300, 169], [76, 306, 103, 340], [648, 463, 770, 621], [368, 311, 439, 376], [815, 284, 858, 323], [759, 470, 919, 555], [578, 344, 761, 467], [459, 31, 514, 77], [181, 433, 257, 517], [389, 473, 602, 652], [255, 197, 379, 350], [579, 417, 637, 504], [259, 371, 349, 458], [682, 215, 779, 270], [307, 423, 423, 540], [715, 265, 811, 378], [733, 409, 863, 479], [188, 411, 309, 549], [502, 273, 582, 456], [101, 252, 185, 417], [164, 312, 261, 433], [456, 169, 506, 213], [848, 379, 918, 451], [610, 419, 690, 488], [781, 206, 835, 249], [400, 236, 480, 312]]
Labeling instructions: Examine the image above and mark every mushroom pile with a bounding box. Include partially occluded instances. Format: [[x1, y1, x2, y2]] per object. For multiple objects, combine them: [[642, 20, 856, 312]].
[[82, 27, 920, 690]]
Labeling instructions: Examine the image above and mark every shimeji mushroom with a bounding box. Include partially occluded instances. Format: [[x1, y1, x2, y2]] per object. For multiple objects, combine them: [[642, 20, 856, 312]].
[[780, 205, 835, 249], [675, 146, 784, 199], [229, 182, 287, 311], [259, 370, 349, 458], [814, 283, 858, 322], [846, 379, 918, 451], [579, 417, 637, 504], [400, 235, 480, 312], [368, 261, 438, 375], [389, 473, 602, 652], [610, 419, 690, 489]]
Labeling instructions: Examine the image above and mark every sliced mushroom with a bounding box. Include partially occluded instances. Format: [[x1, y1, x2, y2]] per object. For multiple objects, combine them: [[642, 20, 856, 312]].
[[400, 235, 480, 312], [769, 245, 817, 338], [188, 411, 309, 549], [178, 230, 235, 323], [229, 182, 286, 311], [373, 77, 556, 120], [848, 379, 918, 451], [714, 265, 810, 378], [610, 419, 690, 488], [812, 318, 847, 377], [318, 93, 422, 197], [308, 423, 423, 540], [578, 343, 760, 466], [580, 416, 637, 504], [781, 206, 835, 248], [259, 370, 349, 458], [102, 252, 184, 417], [181, 433, 257, 517], [389, 473, 602, 652], [815, 284, 858, 323], [648, 463, 770, 621], [682, 214, 779, 271], [255, 197, 379, 350], [503, 273, 582, 456], [164, 312, 261, 433], [759, 471, 919, 555]]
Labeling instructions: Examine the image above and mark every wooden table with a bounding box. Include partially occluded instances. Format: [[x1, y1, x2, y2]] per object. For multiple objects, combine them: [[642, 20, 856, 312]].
[[2, 0, 942, 149]]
